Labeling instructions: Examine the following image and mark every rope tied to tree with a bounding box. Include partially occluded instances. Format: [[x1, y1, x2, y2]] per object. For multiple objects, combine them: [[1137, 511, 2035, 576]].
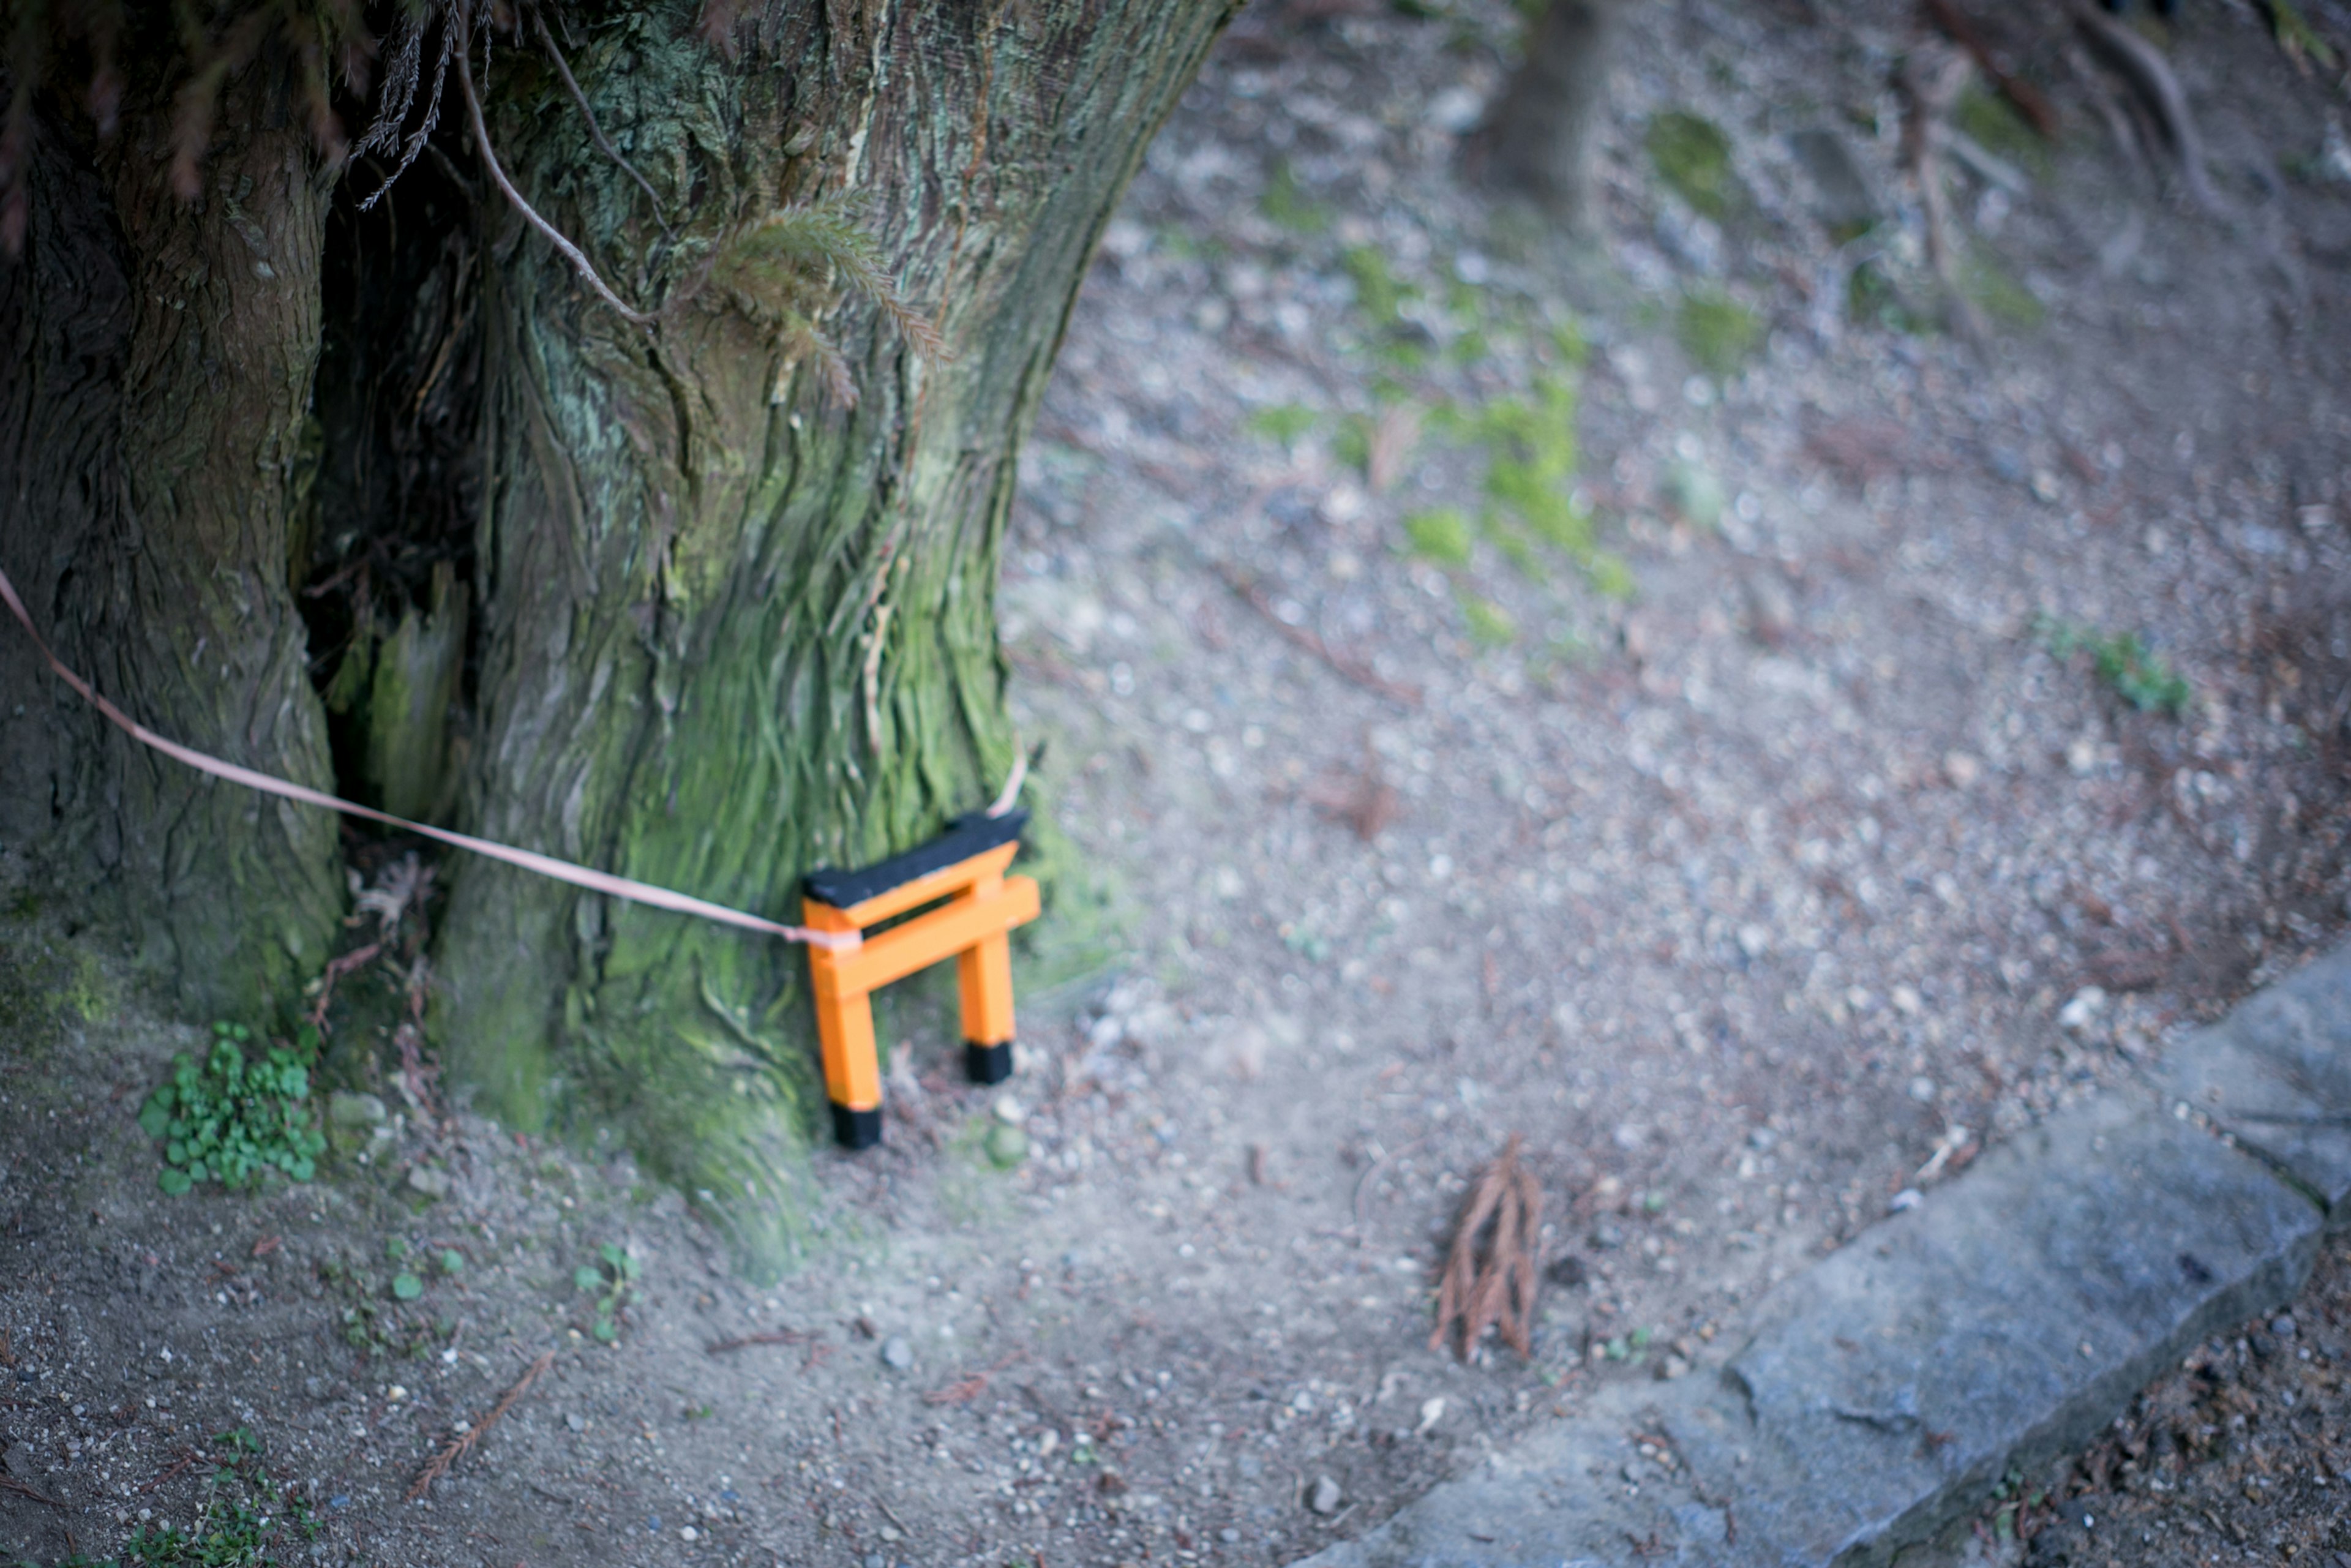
[[0, 565, 1021, 957]]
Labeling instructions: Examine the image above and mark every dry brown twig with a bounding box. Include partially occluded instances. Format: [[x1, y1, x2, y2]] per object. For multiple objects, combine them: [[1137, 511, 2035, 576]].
[[705, 1328, 817, 1354], [0, 1472, 61, 1509], [923, 1351, 1024, 1407], [407, 1348, 556, 1501], [1430, 1133, 1543, 1361]]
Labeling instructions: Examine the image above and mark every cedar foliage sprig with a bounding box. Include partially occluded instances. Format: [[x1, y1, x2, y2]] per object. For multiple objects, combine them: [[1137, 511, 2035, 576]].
[[711, 195, 947, 407]]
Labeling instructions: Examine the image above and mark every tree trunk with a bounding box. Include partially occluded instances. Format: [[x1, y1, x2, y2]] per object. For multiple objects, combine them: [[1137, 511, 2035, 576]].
[[0, 59, 344, 1018], [427, 0, 1233, 1268], [1481, 0, 1621, 228]]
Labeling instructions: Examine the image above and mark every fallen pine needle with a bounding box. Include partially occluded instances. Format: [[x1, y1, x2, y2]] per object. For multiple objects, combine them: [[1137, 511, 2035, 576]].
[[407, 1349, 555, 1501], [0, 1472, 61, 1508], [706, 1329, 817, 1354], [923, 1351, 1023, 1406], [1430, 1133, 1543, 1361]]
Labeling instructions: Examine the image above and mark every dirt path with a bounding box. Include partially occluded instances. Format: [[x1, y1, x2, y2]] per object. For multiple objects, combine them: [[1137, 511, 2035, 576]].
[[4, 1, 2350, 1565]]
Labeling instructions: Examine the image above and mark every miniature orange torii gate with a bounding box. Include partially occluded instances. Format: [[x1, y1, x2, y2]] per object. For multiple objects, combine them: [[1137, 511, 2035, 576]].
[[801, 809, 1040, 1148]]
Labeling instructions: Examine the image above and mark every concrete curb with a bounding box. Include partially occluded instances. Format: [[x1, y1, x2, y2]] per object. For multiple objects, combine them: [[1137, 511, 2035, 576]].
[[1291, 943, 2349, 1568]]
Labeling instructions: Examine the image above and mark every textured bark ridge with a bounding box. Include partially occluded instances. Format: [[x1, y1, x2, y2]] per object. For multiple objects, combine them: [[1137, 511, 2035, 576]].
[[0, 62, 345, 1018], [430, 0, 1235, 1268]]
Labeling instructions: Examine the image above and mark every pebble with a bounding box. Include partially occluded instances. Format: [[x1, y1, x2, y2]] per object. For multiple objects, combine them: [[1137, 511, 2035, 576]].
[[2058, 986, 2109, 1035], [985, 1122, 1030, 1169], [566, 1412, 587, 1433], [1309, 1475, 1343, 1514], [2273, 1315, 2297, 1338], [880, 1336, 914, 1371]]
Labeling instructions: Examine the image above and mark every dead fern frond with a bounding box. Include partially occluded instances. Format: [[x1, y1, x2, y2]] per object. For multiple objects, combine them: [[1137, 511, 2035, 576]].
[[770, 309, 857, 406], [1430, 1133, 1543, 1362], [357, 4, 457, 212], [719, 197, 948, 364]]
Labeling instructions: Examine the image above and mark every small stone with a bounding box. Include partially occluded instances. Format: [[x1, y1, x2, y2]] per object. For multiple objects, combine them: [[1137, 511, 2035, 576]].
[[984, 1122, 1029, 1169], [1415, 1396, 1445, 1435], [1742, 571, 1796, 643], [991, 1095, 1026, 1126], [1788, 127, 1879, 232], [1309, 1474, 1342, 1514], [1589, 1221, 1624, 1250], [566, 1412, 587, 1433], [2058, 986, 2108, 1035], [1658, 1354, 1691, 1381], [406, 1165, 451, 1199], [1219, 1528, 1243, 1545], [2, 1442, 32, 1480], [1888, 1188, 1924, 1212], [1908, 1076, 1937, 1103], [2273, 1314, 2298, 1338], [328, 1091, 388, 1128], [1943, 751, 1981, 789], [880, 1336, 914, 1371], [2065, 737, 2100, 777]]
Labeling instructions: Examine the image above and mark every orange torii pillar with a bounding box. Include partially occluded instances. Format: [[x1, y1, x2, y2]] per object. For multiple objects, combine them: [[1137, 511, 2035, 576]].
[[801, 809, 1040, 1149]]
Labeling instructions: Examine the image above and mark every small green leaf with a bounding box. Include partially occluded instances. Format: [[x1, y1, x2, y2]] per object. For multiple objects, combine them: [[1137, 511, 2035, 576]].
[[140, 1100, 171, 1139], [574, 1266, 604, 1292], [158, 1168, 192, 1196], [598, 1241, 624, 1267], [591, 1316, 618, 1343], [391, 1273, 424, 1301], [438, 1249, 464, 1276], [386, 1237, 409, 1260]]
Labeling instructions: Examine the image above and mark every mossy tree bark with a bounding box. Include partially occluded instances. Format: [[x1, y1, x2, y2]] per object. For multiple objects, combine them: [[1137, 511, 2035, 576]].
[[0, 56, 345, 1019], [430, 0, 1234, 1267]]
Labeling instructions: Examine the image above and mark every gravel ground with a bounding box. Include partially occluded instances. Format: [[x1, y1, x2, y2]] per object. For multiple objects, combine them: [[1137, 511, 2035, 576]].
[[4, 0, 2351, 1564]]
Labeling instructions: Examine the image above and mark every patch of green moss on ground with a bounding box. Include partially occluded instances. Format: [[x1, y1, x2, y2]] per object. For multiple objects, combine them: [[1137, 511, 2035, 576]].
[[1262, 160, 1330, 235], [1244, 402, 1319, 451], [1404, 508, 1475, 568], [1457, 590, 1518, 647], [1963, 250, 2044, 330], [1954, 87, 2051, 181], [1646, 111, 1741, 221], [1676, 288, 1763, 378]]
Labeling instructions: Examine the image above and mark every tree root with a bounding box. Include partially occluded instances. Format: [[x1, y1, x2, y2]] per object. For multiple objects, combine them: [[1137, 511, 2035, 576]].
[[2072, 4, 2225, 214]]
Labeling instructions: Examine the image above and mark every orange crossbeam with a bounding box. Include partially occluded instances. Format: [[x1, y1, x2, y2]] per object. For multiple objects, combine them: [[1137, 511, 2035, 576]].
[[802, 836, 1038, 1149]]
